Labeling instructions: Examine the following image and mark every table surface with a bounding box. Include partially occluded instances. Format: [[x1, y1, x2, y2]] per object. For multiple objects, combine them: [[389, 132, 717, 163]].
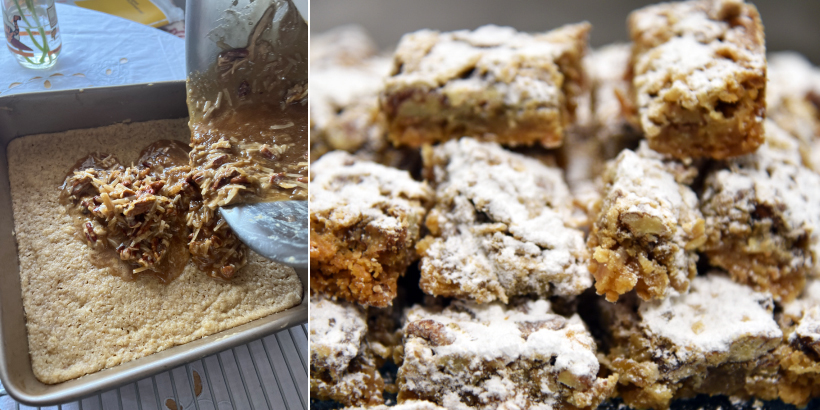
[[0, 5, 306, 410], [1, 4, 185, 97]]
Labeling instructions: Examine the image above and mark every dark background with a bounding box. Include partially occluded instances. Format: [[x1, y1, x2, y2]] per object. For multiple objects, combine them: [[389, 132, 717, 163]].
[[310, 0, 820, 65]]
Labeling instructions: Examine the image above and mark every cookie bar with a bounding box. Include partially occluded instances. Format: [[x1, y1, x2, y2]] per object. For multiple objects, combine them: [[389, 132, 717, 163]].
[[397, 299, 617, 409], [310, 151, 432, 307], [310, 55, 421, 172], [775, 280, 820, 406], [588, 145, 705, 302], [629, 0, 766, 159], [381, 23, 590, 148], [311, 25, 378, 68], [601, 274, 783, 410], [587, 44, 641, 158], [418, 138, 591, 303], [309, 295, 385, 407], [700, 121, 820, 302], [767, 52, 820, 172]]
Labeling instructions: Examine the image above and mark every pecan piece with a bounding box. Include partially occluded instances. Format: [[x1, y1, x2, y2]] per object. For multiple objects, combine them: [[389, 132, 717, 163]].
[[84, 222, 97, 243], [405, 319, 454, 346]]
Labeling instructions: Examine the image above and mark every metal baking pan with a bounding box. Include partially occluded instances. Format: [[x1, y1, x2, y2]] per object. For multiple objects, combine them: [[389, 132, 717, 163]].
[[0, 81, 308, 406]]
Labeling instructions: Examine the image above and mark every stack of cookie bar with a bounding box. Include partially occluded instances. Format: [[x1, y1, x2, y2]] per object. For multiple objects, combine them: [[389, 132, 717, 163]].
[[309, 0, 820, 408]]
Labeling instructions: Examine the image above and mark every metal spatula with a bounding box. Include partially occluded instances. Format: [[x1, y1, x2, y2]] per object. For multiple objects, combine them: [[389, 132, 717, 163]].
[[185, 0, 308, 269]]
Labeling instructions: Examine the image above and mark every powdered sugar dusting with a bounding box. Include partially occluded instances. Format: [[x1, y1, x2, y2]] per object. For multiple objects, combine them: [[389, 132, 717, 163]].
[[640, 274, 782, 362], [310, 151, 432, 233], [420, 138, 591, 303], [398, 299, 615, 409], [630, 0, 766, 142], [309, 295, 368, 376], [311, 57, 391, 132]]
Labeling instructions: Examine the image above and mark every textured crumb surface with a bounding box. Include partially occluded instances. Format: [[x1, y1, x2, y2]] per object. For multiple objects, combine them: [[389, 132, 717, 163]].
[[589, 146, 705, 302], [381, 23, 590, 148], [629, 0, 766, 159], [587, 44, 641, 157], [766, 52, 820, 173], [771, 280, 820, 407], [310, 24, 379, 68], [419, 138, 591, 303], [701, 121, 820, 302], [602, 274, 782, 410], [309, 295, 384, 406], [397, 299, 617, 410], [310, 53, 420, 172], [8, 119, 303, 384], [309, 151, 432, 307]]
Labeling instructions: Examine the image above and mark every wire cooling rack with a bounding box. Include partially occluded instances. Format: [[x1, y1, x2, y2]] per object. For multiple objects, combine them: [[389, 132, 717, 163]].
[[0, 324, 308, 410]]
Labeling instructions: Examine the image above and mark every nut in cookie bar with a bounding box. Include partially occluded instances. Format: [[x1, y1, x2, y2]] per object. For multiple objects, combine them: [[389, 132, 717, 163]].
[[397, 299, 617, 409], [381, 23, 590, 148], [310, 151, 433, 307], [629, 0, 766, 159]]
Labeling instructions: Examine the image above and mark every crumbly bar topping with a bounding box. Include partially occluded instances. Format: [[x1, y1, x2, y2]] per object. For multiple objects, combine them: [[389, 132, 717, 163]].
[[382, 23, 590, 147], [392, 24, 589, 92], [310, 151, 432, 232], [311, 57, 391, 136], [629, 0, 766, 159], [700, 121, 820, 300], [310, 295, 368, 377], [590, 146, 704, 301], [640, 274, 782, 363], [766, 52, 820, 172], [420, 138, 591, 303], [309, 295, 385, 406], [388, 23, 587, 106], [399, 299, 615, 409], [405, 299, 597, 377], [311, 24, 379, 68]]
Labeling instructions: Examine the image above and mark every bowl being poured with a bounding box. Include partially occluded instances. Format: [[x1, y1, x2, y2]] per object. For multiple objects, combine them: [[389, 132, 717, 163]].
[[184, 0, 308, 271]]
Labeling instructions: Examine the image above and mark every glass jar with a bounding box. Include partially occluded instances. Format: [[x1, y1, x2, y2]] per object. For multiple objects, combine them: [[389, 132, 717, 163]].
[[3, 0, 61, 69]]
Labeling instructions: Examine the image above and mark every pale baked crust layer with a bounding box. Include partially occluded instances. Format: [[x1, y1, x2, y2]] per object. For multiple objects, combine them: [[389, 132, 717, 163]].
[[8, 119, 302, 384], [381, 23, 590, 148], [629, 0, 766, 159]]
